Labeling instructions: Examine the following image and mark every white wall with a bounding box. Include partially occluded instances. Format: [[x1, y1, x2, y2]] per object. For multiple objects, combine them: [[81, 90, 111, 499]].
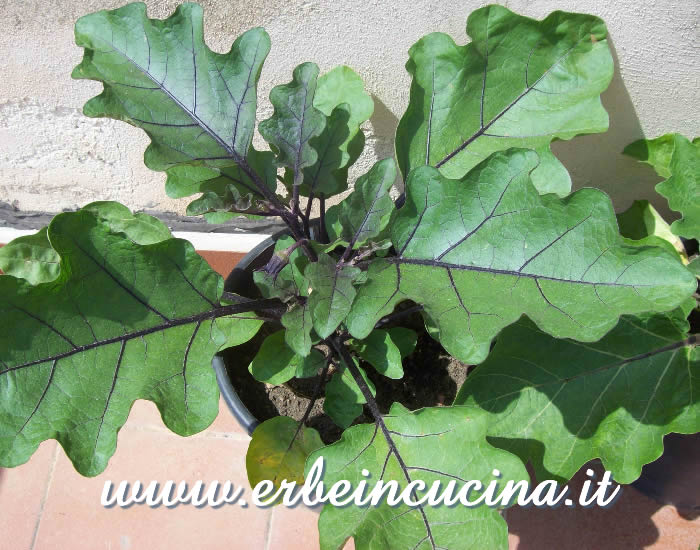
[[1, 0, 697, 218]]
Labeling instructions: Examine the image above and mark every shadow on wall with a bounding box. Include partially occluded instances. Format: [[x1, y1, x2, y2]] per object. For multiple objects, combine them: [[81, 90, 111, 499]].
[[368, 94, 401, 193], [552, 38, 668, 218]]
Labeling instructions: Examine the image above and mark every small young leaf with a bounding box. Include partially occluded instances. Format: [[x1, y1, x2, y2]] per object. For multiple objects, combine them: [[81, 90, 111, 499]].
[[324, 361, 374, 429], [332, 158, 397, 249], [281, 300, 314, 357], [246, 416, 324, 492], [249, 331, 300, 385], [259, 62, 326, 184], [305, 253, 361, 338], [295, 348, 326, 379], [350, 329, 404, 379], [387, 327, 418, 358], [295, 65, 374, 198]]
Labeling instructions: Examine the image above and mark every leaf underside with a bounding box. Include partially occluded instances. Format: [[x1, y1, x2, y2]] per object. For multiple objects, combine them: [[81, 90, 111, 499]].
[[0, 208, 261, 476]]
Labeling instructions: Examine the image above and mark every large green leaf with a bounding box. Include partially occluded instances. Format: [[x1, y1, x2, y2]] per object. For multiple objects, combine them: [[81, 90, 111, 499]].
[[72, 3, 274, 213], [0, 202, 173, 285], [396, 5, 613, 196], [455, 308, 699, 484], [309, 404, 529, 550], [346, 149, 696, 364], [305, 252, 361, 339], [625, 134, 700, 240], [259, 62, 327, 190], [0, 208, 263, 476]]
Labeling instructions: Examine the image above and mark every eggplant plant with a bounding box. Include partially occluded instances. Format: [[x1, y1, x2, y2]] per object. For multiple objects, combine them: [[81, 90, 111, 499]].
[[1, 3, 698, 549]]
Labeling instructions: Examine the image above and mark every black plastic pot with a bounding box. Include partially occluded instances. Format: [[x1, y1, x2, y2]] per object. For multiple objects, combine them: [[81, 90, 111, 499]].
[[212, 230, 283, 436]]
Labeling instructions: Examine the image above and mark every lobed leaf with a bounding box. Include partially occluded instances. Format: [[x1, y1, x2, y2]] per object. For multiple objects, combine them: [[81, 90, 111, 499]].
[[624, 134, 700, 241], [346, 149, 696, 364], [455, 309, 699, 484], [324, 158, 397, 250], [310, 404, 529, 550], [72, 3, 274, 213], [396, 5, 613, 196], [259, 62, 327, 186], [0, 207, 262, 476]]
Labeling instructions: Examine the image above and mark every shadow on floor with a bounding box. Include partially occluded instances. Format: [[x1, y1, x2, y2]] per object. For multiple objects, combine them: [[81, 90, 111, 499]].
[[507, 460, 694, 549]]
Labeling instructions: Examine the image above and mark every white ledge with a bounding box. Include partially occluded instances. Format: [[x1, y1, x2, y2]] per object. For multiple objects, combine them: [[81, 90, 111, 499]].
[[0, 227, 268, 253]]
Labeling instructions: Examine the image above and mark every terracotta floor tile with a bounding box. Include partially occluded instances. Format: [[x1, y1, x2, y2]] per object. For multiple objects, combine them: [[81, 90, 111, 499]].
[[197, 251, 245, 279], [126, 398, 249, 439], [0, 440, 57, 550], [33, 426, 269, 550]]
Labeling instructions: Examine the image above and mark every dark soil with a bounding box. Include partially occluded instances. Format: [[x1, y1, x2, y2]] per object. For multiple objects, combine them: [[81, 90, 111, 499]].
[[222, 310, 470, 444]]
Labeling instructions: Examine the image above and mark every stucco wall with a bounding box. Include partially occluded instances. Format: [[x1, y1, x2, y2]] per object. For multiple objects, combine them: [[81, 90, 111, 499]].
[[1, 0, 697, 218]]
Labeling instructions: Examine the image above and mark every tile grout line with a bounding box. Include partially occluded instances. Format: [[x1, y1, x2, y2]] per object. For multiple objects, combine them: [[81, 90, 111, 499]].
[[263, 507, 275, 550], [29, 443, 59, 550]]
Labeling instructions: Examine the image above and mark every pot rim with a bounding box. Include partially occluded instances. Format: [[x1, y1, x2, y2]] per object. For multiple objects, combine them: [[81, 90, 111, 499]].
[[212, 229, 287, 436]]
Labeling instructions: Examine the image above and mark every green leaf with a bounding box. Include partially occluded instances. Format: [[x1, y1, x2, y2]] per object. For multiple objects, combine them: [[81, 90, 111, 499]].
[[622, 133, 700, 179], [387, 327, 418, 358], [0, 207, 262, 476], [259, 62, 326, 186], [305, 252, 361, 339], [326, 158, 397, 249], [310, 404, 529, 550], [0, 228, 59, 285], [455, 311, 699, 484], [246, 416, 323, 491], [395, 5, 613, 196], [253, 236, 309, 302], [72, 3, 273, 209], [295, 348, 326, 379], [281, 300, 314, 357], [688, 257, 700, 278], [249, 330, 324, 384], [0, 202, 173, 285], [616, 200, 686, 258], [296, 65, 375, 198], [625, 134, 700, 241], [350, 329, 404, 379], [346, 149, 696, 364], [323, 360, 374, 429], [249, 331, 299, 385]]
